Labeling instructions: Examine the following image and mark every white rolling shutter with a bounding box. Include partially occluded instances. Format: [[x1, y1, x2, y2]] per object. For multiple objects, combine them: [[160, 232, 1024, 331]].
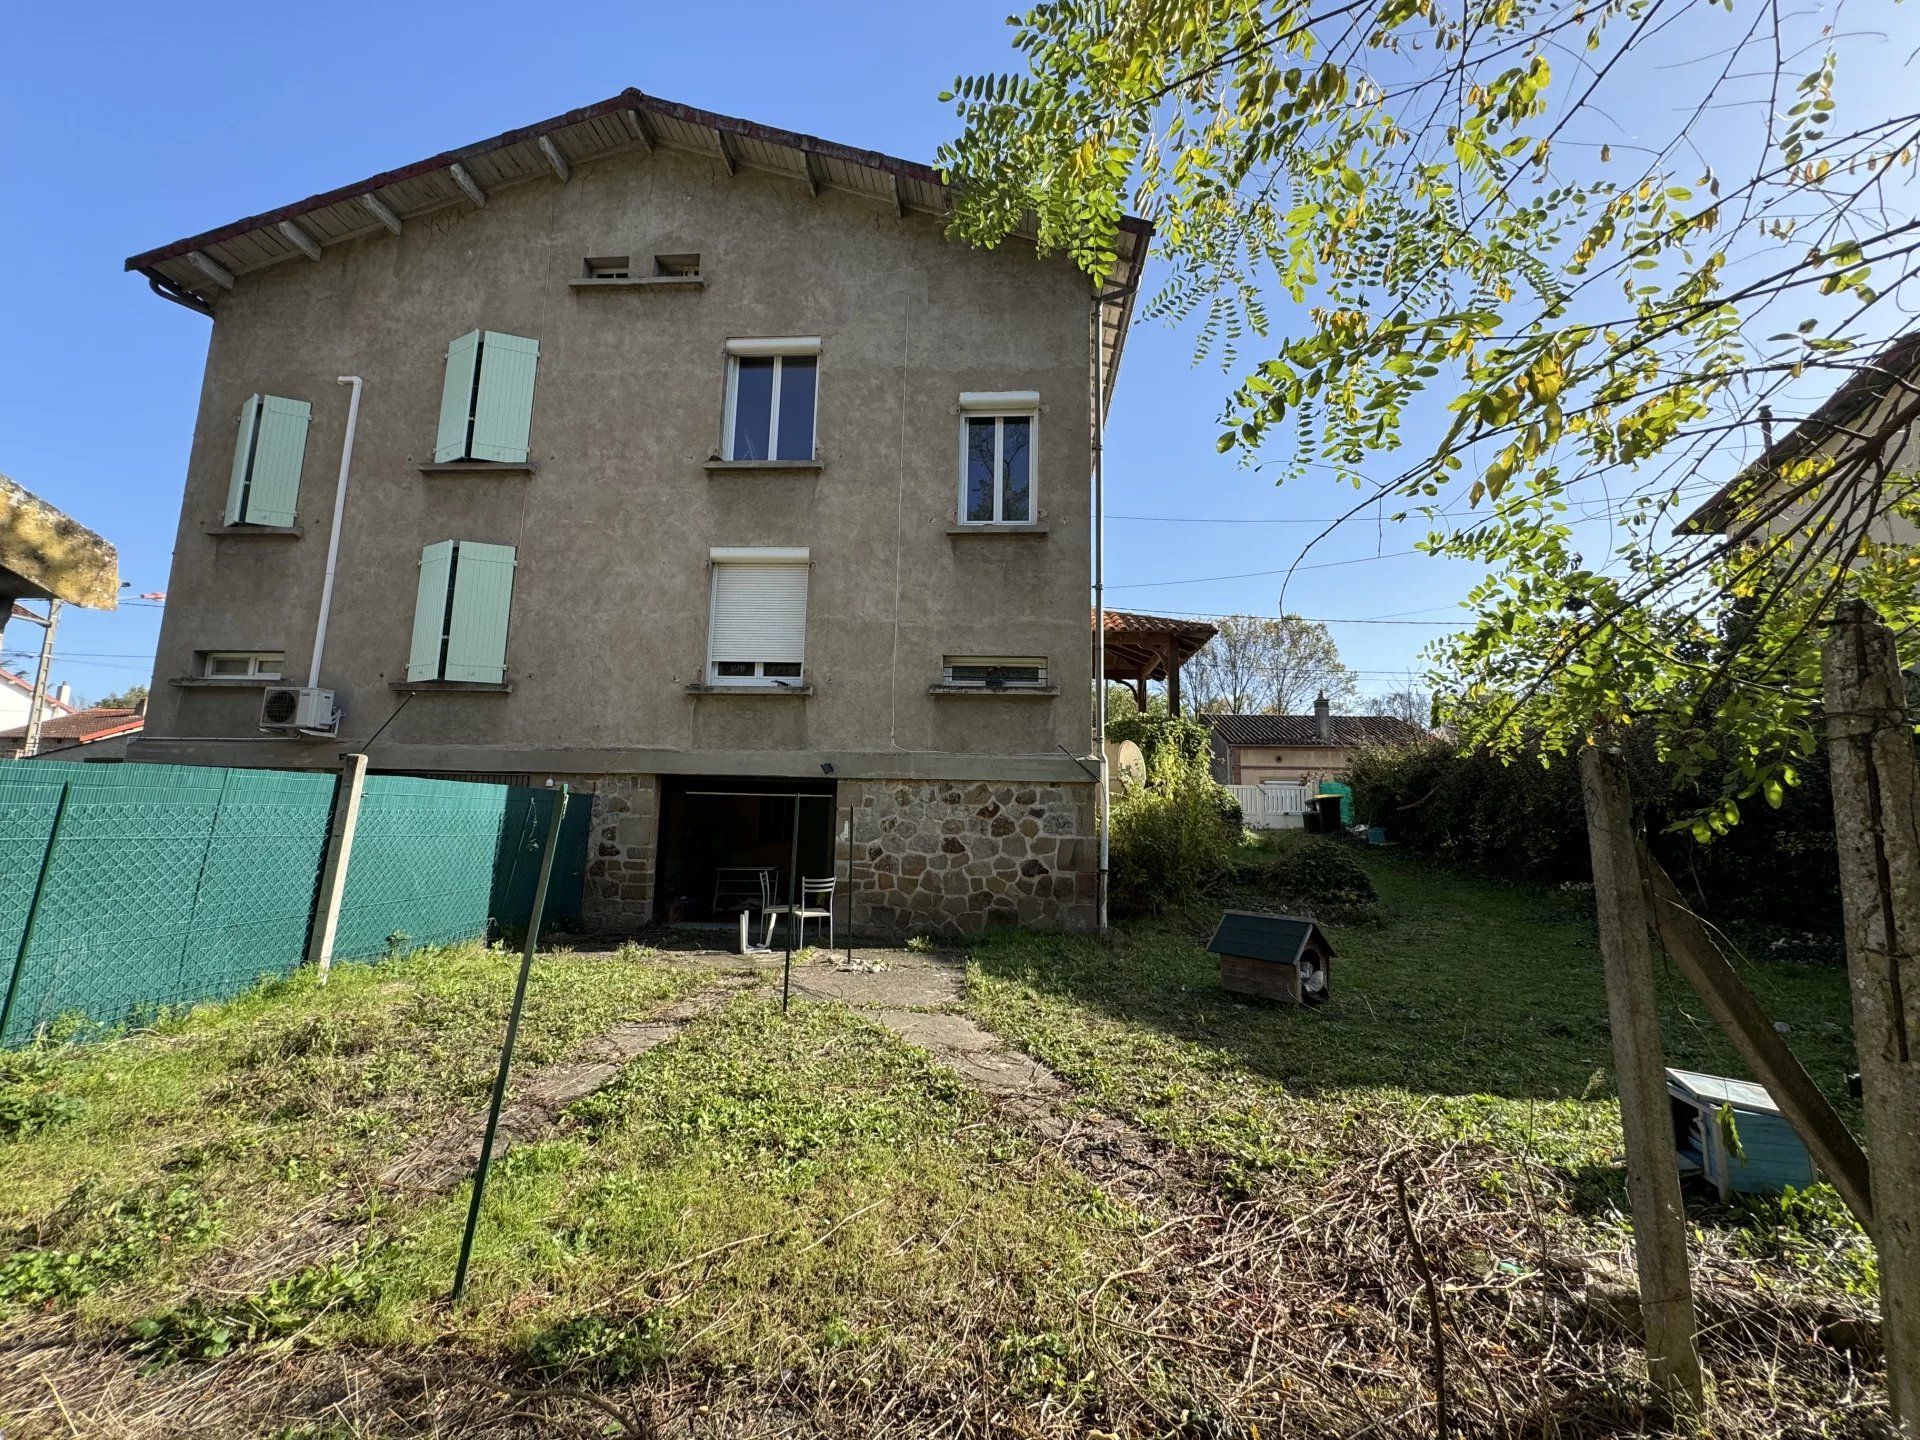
[[708, 555, 809, 669]]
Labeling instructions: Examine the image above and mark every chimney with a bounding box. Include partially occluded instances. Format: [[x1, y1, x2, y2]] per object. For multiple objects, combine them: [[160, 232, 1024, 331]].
[[54, 682, 72, 708], [1314, 691, 1333, 742], [135, 698, 148, 717]]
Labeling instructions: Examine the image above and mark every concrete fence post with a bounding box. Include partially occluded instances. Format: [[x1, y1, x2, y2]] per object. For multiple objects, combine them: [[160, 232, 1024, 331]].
[[306, 753, 369, 982], [1823, 599, 1920, 1432], [1577, 742, 1705, 1415]]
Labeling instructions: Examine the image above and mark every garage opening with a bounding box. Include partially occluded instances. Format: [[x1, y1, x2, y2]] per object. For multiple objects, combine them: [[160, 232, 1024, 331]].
[[655, 776, 839, 927]]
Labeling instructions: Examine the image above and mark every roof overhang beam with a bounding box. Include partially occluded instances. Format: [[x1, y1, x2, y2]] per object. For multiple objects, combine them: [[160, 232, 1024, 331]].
[[187, 251, 234, 290], [276, 219, 322, 262], [448, 162, 487, 207], [537, 135, 571, 183], [361, 193, 402, 235]]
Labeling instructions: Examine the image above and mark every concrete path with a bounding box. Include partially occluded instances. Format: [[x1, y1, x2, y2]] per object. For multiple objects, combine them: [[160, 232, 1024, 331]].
[[632, 941, 1179, 1202]]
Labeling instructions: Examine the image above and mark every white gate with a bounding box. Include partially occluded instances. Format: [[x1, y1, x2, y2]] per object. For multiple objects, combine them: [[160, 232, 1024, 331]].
[[1228, 783, 1309, 831]]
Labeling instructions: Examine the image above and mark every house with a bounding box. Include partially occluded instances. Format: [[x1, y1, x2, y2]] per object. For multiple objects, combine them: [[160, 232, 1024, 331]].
[[1681, 329, 1920, 538], [1208, 696, 1427, 787], [122, 88, 1149, 937], [0, 669, 73, 732], [0, 704, 144, 761], [0, 475, 119, 636]]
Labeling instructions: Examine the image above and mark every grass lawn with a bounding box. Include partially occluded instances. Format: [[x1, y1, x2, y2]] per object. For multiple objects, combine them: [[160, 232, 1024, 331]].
[[0, 840, 1888, 1438]]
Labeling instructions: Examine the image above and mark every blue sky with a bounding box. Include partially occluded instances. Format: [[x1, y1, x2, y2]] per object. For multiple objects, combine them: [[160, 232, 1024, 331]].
[[2, 0, 1898, 706]]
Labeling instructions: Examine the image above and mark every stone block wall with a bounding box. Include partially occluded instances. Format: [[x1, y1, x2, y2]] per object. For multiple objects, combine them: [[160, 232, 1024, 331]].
[[570, 774, 659, 931], [842, 779, 1097, 937]]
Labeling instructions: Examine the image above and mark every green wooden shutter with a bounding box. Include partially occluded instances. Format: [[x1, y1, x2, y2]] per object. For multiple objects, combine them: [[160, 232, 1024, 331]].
[[469, 332, 539, 464], [435, 331, 482, 462], [242, 396, 310, 526], [407, 541, 457, 681], [443, 542, 517, 683], [225, 394, 262, 525]]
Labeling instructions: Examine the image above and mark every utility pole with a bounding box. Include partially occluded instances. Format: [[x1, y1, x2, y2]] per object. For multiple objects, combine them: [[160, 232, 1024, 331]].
[[18, 600, 60, 758]]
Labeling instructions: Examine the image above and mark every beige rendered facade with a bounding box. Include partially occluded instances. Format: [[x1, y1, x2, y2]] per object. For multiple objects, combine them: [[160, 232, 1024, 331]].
[[126, 92, 1145, 936]]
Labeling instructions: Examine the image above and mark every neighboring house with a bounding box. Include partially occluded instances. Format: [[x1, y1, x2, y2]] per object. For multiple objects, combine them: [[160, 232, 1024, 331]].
[[0, 705, 144, 761], [0, 475, 119, 637], [1208, 697, 1427, 787], [0, 668, 74, 732], [123, 88, 1148, 937], [1682, 330, 1920, 539]]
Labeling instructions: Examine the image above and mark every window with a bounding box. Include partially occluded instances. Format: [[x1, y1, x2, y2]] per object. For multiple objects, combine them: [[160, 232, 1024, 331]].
[[202, 651, 284, 679], [958, 392, 1038, 525], [655, 253, 700, 277], [943, 656, 1048, 688], [723, 339, 820, 462], [224, 394, 310, 527], [585, 256, 631, 279], [706, 548, 809, 686], [405, 540, 518, 683], [434, 330, 541, 464]]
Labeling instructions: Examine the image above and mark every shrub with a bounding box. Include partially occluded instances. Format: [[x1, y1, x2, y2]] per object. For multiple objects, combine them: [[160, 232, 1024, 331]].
[[1104, 711, 1214, 769], [1267, 837, 1377, 918], [1110, 745, 1238, 915], [1346, 735, 1843, 938]]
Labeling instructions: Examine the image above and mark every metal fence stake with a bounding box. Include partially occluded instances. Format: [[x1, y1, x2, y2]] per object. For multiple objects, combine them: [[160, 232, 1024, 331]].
[[0, 781, 72, 1048], [781, 797, 801, 1015], [450, 784, 570, 1303]]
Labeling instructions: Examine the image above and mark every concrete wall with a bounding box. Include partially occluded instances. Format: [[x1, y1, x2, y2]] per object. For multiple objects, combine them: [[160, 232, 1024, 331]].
[[133, 141, 1095, 793], [1230, 746, 1350, 786]]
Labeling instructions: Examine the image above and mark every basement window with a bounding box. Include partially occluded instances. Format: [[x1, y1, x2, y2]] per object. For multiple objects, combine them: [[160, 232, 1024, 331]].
[[655, 253, 700, 278], [203, 650, 285, 679], [585, 256, 632, 280], [942, 656, 1047, 689]]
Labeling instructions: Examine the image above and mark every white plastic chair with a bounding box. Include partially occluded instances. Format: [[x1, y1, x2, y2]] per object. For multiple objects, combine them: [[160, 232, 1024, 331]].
[[763, 876, 836, 949]]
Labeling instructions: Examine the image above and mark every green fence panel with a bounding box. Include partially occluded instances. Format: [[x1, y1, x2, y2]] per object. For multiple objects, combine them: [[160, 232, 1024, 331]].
[[330, 777, 584, 962], [0, 762, 335, 1045], [1, 764, 589, 1048]]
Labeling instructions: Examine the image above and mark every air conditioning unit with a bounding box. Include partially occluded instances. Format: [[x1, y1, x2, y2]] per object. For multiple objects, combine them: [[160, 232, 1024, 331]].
[[259, 686, 340, 737]]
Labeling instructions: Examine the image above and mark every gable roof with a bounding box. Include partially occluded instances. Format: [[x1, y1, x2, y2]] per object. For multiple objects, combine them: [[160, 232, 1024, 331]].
[[1204, 911, 1334, 964], [0, 666, 74, 715], [1207, 713, 1427, 749], [1102, 609, 1218, 681], [1680, 329, 1920, 534], [125, 87, 1152, 409], [0, 705, 142, 747]]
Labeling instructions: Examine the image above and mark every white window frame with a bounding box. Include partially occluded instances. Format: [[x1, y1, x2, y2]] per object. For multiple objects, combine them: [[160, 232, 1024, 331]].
[[957, 392, 1040, 526], [705, 546, 811, 688], [942, 655, 1049, 688], [202, 650, 285, 679], [722, 338, 822, 463]]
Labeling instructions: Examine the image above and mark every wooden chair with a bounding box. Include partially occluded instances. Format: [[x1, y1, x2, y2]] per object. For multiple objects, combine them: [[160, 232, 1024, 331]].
[[762, 876, 836, 949]]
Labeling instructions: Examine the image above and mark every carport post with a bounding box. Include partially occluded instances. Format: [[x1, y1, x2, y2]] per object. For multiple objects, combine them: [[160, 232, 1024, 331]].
[[306, 753, 369, 982]]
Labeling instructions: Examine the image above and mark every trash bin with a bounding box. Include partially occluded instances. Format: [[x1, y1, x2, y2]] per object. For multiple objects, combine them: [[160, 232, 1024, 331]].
[[1304, 795, 1344, 833]]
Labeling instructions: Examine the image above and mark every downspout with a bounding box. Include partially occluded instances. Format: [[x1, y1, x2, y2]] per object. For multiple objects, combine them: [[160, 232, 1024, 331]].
[[310, 377, 363, 688], [144, 271, 215, 319], [1091, 279, 1138, 937]]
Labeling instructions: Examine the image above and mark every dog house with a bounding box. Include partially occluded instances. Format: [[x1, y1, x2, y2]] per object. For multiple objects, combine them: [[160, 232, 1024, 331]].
[[1206, 911, 1333, 1004], [1667, 1068, 1815, 1199]]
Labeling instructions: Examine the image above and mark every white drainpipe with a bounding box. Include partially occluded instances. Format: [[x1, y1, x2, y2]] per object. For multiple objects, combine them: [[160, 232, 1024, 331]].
[[310, 376, 363, 688], [1091, 301, 1112, 935]]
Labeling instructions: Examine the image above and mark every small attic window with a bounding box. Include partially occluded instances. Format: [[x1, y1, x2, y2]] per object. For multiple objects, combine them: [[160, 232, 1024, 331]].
[[585, 256, 631, 280], [655, 253, 700, 278]]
